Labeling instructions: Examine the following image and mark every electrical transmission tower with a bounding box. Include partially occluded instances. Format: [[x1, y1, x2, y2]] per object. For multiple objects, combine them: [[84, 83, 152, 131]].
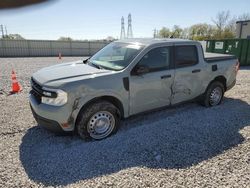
[[0, 25, 8, 38], [0, 25, 4, 38], [120, 16, 125, 39], [5, 26, 7, 36], [127, 13, 133, 38]]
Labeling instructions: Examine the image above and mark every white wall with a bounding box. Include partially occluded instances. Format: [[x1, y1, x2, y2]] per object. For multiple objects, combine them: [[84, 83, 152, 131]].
[[0, 39, 110, 57]]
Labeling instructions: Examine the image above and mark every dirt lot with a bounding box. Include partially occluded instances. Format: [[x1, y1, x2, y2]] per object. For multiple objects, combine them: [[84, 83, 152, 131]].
[[0, 57, 250, 188]]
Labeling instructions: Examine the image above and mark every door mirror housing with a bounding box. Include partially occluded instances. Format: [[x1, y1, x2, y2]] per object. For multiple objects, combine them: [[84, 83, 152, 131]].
[[132, 65, 149, 75]]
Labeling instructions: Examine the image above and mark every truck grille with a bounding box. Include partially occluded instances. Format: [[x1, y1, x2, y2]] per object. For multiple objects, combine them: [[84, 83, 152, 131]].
[[30, 78, 43, 104]]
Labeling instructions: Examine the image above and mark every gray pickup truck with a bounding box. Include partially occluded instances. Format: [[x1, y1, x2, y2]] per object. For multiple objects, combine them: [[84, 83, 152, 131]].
[[29, 39, 239, 140]]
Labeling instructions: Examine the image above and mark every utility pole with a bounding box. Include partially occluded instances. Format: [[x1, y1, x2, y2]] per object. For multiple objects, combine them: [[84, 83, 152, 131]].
[[0, 25, 4, 38], [153, 29, 156, 38]]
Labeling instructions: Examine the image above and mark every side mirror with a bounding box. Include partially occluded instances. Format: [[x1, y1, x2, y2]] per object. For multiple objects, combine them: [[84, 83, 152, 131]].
[[132, 65, 149, 75]]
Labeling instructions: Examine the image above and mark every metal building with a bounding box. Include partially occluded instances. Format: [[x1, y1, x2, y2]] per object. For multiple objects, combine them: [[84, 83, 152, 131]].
[[236, 20, 250, 39]]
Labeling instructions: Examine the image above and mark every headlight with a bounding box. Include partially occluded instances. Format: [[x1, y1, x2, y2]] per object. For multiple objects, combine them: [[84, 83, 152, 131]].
[[41, 87, 68, 106]]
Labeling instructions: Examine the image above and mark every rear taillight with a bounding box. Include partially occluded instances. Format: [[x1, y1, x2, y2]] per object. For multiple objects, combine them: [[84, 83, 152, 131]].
[[235, 59, 240, 74]]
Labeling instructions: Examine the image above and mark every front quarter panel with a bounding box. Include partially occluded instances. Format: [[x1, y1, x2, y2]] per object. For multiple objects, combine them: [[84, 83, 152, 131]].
[[62, 72, 129, 129]]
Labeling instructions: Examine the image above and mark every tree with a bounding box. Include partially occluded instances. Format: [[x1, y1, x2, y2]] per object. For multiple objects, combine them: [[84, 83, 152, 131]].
[[155, 10, 250, 40], [212, 10, 236, 39], [105, 36, 115, 41], [226, 16, 237, 37], [58, 37, 73, 41], [221, 28, 235, 39], [238, 13, 250, 21], [189, 23, 216, 40], [180, 27, 189, 39], [171, 25, 183, 38], [159, 27, 171, 38], [212, 10, 230, 32], [4, 34, 25, 40]]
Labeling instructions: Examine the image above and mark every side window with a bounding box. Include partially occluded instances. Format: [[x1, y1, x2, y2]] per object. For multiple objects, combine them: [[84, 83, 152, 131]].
[[175, 46, 198, 68], [137, 47, 170, 72]]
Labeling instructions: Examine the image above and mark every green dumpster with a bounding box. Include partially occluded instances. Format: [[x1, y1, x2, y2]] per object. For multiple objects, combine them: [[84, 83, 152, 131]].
[[225, 39, 243, 58], [206, 40, 214, 52], [206, 39, 250, 66], [246, 40, 250, 65], [213, 40, 226, 54], [240, 39, 250, 65]]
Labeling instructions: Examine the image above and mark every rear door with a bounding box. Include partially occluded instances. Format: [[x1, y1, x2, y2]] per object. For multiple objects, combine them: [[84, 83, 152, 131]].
[[172, 45, 204, 104], [130, 46, 175, 114]]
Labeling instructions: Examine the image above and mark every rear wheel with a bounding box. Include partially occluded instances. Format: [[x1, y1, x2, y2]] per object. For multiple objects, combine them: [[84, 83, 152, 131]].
[[201, 81, 225, 107], [77, 101, 120, 140]]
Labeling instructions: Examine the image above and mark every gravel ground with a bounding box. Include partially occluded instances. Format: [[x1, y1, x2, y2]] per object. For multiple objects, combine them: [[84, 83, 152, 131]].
[[0, 57, 250, 188]]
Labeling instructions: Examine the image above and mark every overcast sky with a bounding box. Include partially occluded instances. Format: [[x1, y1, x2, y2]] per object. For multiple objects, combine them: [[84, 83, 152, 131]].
[[0, 0, 249, 40]]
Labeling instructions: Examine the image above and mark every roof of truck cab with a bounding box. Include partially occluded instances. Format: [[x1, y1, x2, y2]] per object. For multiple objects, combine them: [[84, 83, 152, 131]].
[[116, 38, 195, 46]]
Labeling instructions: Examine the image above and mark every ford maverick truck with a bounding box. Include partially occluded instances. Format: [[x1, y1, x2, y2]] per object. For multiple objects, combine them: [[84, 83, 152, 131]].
[[29, 39, 239, 140]]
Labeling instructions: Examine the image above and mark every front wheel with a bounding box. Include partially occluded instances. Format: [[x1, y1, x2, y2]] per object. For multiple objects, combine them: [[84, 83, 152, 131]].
[[202, 81, 225, 107], [77, 101, 120, 140]]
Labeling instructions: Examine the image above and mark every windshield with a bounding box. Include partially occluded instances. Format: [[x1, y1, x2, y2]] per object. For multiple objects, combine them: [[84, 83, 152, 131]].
[[89, 42, 144, 71]]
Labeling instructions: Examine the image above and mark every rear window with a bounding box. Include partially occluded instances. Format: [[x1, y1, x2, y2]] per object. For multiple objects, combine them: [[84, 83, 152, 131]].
[[175, 46, 198, 68]]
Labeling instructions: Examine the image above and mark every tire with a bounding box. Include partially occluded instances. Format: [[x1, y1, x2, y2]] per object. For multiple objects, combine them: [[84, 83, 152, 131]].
[[77, 100, 120, 140], [201, 81, 225, 107]]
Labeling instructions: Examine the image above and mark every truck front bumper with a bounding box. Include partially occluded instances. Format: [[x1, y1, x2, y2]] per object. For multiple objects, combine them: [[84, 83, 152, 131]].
[[29, 93, 75, 132], [30, 105, 64, 133]]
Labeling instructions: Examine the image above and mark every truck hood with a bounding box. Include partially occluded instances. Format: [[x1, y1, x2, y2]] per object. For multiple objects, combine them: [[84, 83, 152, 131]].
[[32, 60, 111, 85]]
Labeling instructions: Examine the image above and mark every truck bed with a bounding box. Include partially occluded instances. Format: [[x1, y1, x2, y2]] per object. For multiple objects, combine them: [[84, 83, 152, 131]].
[[204, 52, 237, 63]]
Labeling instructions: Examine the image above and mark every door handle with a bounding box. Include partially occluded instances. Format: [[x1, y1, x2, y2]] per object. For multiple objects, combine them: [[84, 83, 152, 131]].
[[161, 75, 171, 79], [192, 69, 201, 73], [212, 65, 217, 71]]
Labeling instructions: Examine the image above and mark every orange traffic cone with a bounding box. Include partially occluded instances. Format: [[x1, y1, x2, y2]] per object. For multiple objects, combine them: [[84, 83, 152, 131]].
[[10, 70, 22, 94], [59, 53, 62, 60]]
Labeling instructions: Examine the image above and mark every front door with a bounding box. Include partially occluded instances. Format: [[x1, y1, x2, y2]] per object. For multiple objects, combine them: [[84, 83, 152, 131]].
[[130, 46, 175, 115]]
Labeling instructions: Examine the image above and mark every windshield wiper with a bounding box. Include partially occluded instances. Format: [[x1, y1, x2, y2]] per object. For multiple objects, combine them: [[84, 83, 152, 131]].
[[84, 59, 115, 71], [91, 62, 103, 69], [83, 58, 103, 69], [83, 57, 90, 64]]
